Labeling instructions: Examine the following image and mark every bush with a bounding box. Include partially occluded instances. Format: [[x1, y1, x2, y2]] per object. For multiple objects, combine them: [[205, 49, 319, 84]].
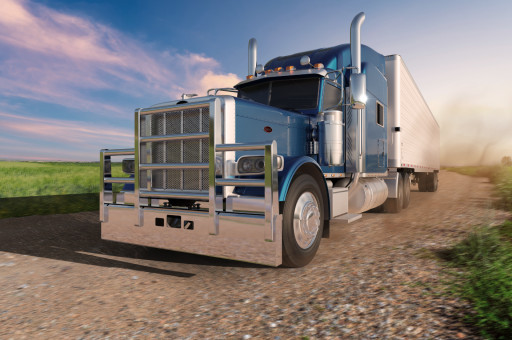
[[446, 225, 512, 339], [495, 167, 512, 210]]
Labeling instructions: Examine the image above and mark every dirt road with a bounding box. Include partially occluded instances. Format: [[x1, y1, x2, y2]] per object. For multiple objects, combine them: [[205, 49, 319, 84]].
[[0, 171, 510, 339]]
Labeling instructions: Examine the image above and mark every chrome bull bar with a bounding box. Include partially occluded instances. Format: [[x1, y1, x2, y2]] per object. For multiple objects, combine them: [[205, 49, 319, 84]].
[[100, 148, 135, 223], [215, 141, 279, 242], [100, 106, 282, 265]]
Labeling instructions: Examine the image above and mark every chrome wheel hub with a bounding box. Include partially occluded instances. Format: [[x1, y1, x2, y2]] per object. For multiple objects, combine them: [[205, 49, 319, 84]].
[[293, 192, 320, 249]]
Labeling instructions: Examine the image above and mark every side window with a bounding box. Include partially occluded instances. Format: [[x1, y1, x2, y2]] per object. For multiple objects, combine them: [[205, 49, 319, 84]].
[[322, 81, 341, 110], [376, 101, 384, 127]]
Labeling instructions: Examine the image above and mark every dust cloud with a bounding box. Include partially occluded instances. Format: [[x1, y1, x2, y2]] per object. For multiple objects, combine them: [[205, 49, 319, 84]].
[[437, 100, 512, 166]]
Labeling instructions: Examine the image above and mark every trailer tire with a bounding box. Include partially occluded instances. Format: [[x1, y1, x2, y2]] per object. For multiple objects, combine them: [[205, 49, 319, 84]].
[[282, 174, 324, 268], [402, 172, 411, 209], [417, 173, 428, 192], [384, 173, 403, 213], [427, 172, 438, 192]]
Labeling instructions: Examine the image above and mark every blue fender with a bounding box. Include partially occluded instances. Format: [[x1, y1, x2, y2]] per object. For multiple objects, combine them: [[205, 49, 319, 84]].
[[278, 156, 330, 216]]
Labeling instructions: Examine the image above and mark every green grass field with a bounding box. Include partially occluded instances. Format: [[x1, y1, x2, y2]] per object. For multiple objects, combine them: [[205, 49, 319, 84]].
[[0, 161, 127, 198], [444, 165, 512, 339]]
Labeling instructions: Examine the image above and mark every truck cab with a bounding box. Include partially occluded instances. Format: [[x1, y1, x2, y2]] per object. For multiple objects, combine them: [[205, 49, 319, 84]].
[[99, 12, 439, 267]]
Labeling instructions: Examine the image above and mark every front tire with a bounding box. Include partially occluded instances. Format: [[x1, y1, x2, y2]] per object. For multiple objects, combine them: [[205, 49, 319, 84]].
[[282, 174, 324, 267]]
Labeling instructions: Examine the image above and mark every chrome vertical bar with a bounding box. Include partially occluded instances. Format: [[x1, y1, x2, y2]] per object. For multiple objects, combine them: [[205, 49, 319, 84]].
[[145, 112, 152, 207], [180, 110, 184, 191], [134, 108, 143, 226], [208, 99, 221, 235], [99, 150, 109, 222], [264, 140, 278, 242], [163, 109, 167, 190], [199, 107, 203, 191]]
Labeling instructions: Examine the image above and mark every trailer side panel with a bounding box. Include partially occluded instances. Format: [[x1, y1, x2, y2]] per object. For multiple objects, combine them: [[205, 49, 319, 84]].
[[385, 55, 440, 172]]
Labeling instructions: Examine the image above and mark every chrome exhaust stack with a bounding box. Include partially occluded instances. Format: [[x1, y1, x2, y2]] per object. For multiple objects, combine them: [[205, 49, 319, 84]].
[[347, 11, 377, 212], [248, 38, 257, 77], [350, 12, 365, 74], [349, 12, 367, 175]]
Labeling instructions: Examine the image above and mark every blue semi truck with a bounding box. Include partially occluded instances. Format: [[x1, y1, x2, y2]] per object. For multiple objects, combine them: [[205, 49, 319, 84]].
[[100, 13, 440, 267]]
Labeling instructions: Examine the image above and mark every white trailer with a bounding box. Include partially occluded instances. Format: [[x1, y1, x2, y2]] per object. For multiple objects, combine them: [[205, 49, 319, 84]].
[[385, 55, 440, 172], [382, 55, 440, 211]]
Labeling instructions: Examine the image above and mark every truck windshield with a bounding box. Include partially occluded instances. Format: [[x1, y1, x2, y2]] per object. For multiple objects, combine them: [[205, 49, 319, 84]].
[[238, 77, 320, 110]]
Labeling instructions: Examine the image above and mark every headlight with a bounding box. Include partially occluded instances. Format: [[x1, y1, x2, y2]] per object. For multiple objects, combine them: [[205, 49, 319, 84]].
[[237, 156, 284, 175], [122, 158, 135, 174]]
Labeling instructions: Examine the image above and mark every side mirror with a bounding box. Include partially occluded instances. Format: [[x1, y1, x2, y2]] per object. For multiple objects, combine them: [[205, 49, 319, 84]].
[[350, 73, 367, 109]]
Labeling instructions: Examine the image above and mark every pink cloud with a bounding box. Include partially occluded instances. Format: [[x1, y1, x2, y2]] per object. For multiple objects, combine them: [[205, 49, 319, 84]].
[[0, 1, 242, 161], [0, 112, 132, 145], [0, 0, 241, 116]]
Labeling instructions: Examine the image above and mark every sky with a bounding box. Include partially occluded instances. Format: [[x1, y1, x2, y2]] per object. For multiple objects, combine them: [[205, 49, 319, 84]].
[[1, 0, 511, 165]]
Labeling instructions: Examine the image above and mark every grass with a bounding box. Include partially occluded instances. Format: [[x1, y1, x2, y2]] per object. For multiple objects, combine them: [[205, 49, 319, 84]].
[[443, 165, 512, 338], [0, 161, 129, 218], [495, 167, 512, 211], [0, 161, 127, 198], [443, 223, 512, 339]]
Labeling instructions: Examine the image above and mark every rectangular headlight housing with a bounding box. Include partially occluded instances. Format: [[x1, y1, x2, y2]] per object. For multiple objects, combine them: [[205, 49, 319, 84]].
[[236, 155, 284, 175]]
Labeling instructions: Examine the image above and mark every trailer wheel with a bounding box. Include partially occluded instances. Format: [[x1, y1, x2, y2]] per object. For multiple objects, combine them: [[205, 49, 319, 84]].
[[384, 173, 403, 213], [427, 172, 438, 192], [282, 174, 324, 268], [417, 173, 428, 192], [402, 172, 411, 209]]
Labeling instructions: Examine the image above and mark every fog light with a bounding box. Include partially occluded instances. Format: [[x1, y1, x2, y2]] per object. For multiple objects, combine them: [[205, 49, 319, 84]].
[[122, 158, 135, 174]]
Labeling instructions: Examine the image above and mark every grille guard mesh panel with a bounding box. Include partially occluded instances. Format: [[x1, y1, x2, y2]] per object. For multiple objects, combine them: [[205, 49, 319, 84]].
[[140, 106, 209, 191]]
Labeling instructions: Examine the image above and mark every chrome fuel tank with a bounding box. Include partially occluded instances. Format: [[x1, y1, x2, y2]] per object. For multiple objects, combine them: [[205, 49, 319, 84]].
[[341, 177, 388, 213], [319, 110, 343, 166]]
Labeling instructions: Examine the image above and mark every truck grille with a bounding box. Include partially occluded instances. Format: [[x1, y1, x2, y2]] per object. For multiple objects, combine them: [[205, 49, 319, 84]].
[[140, 105, 209, 191]]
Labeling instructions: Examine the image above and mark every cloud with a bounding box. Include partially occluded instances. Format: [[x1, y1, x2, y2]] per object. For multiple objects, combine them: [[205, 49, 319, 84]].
[[0, 0, 241, 117], [0, 0, 242, 161], [0, 111, 134, 160], [193, 71, 241, 96], [0, 112, 132, 145]]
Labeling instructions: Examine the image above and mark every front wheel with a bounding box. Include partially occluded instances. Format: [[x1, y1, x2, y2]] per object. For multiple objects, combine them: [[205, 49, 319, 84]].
[[282, 174, 324, 267]]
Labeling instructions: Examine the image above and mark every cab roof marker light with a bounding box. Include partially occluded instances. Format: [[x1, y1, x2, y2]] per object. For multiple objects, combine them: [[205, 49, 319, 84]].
[[314, 63, 324, 69], [265, 69, 273, 74], [286, 66, 296, 71], [274, 67, 282, 72]]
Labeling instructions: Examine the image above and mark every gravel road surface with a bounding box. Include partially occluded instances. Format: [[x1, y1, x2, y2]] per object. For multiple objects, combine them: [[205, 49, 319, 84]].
[[0, 171, 510, 339]]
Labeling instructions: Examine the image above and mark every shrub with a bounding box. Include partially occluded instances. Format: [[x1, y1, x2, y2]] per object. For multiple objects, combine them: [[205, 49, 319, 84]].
[[446, 225, 512, 339], [495, 167, 512, 210]]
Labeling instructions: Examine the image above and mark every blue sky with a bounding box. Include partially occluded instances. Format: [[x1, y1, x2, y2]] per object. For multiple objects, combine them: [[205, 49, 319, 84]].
[[1, 0, 511, 165]]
